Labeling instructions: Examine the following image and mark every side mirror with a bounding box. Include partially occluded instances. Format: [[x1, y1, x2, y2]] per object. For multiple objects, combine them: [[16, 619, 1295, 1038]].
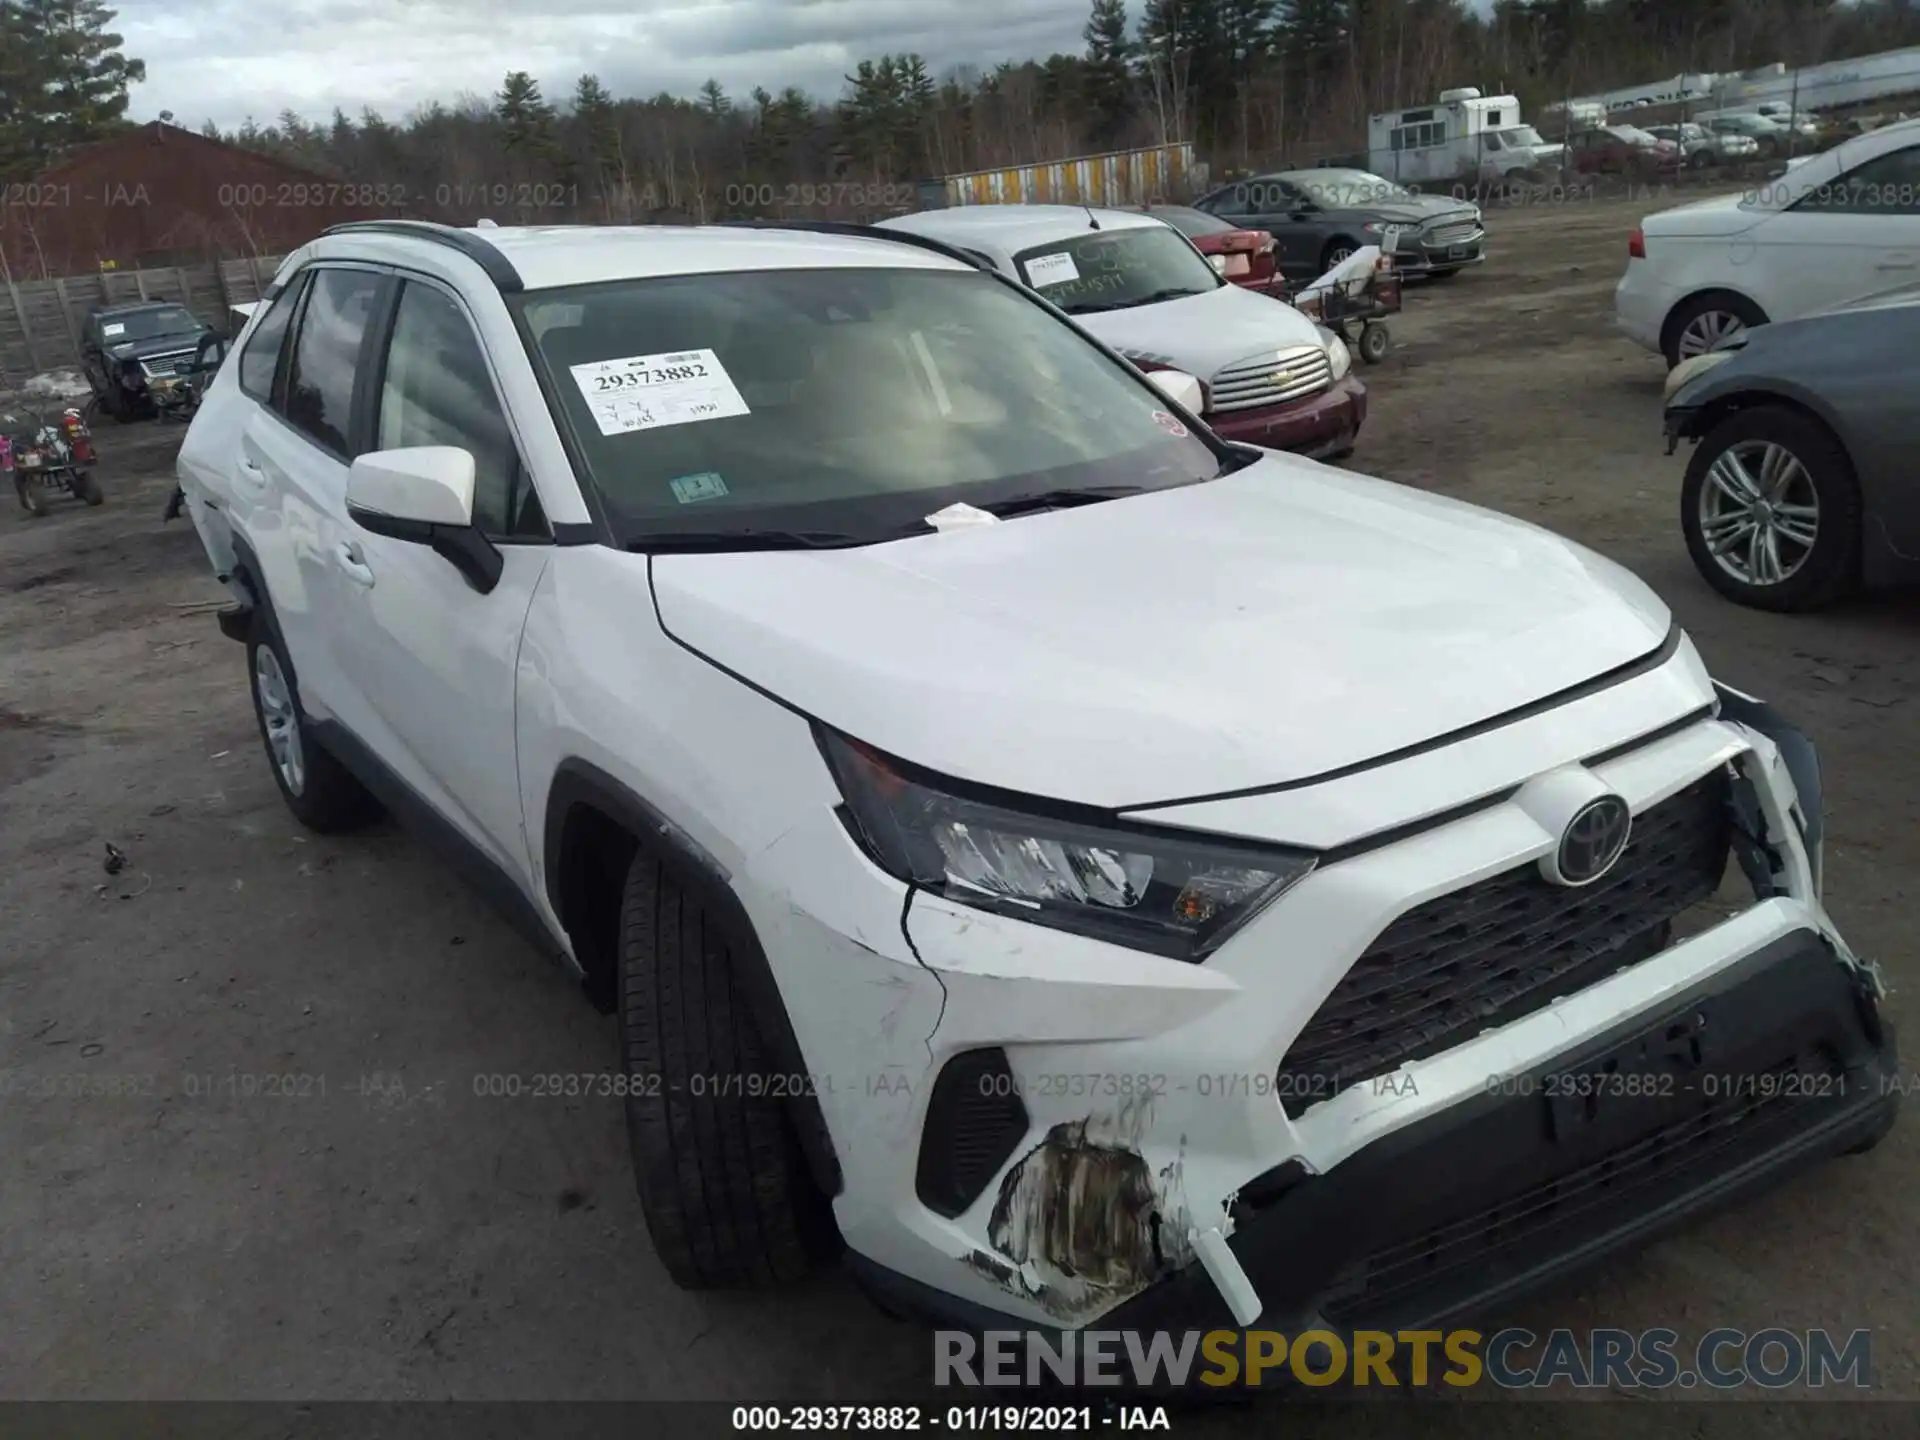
[[1144, 368, 1205, 414], [345, 446, 502, 594]]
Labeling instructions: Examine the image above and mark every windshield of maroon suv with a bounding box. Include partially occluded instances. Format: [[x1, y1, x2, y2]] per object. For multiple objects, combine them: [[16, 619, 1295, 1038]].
[[1011, 225, 1222, 315], [517, 266, 1223, 546]]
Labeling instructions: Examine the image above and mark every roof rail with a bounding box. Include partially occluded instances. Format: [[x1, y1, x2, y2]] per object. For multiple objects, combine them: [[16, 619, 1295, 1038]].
[[321, 219, 524, 292], [715, 218, 990, 272]]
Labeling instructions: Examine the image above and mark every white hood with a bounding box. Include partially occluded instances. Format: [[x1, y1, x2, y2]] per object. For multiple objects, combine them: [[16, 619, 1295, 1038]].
[[1072, 282, 1326, 379], [649, 454, 1674, 808]]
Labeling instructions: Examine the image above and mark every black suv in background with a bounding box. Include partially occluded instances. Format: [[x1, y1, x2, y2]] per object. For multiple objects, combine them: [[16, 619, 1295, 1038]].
[[81, 301, 215, 420]]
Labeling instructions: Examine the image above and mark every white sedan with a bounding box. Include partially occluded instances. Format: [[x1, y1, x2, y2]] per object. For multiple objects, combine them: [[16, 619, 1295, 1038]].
[[1615, 117, 1920, 366]]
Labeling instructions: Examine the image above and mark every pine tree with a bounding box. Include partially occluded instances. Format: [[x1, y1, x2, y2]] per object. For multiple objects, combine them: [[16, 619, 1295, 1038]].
[[698, 78, 730, 117], [1084, 0, 1136, 142], [0, 0, 145, 178], [571, 73, 625, 214]]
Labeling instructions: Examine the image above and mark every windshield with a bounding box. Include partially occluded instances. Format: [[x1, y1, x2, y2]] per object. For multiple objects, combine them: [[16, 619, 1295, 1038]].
[[518, 267, 1222, 544], [1013, 225, 1220, 314], [1277, 169, 1413, 207], [1493, 126, 1547, 149], [100, 306, 200, 343]]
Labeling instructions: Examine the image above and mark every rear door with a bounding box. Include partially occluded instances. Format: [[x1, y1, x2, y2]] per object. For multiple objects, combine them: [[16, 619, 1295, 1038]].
[[240, 265, 391, 728], [325, 276, 553, 876], [1747, 142, 1920, 321]]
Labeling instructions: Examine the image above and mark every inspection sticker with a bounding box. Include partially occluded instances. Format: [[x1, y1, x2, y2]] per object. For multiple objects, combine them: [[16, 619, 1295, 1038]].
[[669, 471, 729, 504], [102, 322, 126, 337], [1024, 252, 1081, 287], [569, 348, 750, 437]]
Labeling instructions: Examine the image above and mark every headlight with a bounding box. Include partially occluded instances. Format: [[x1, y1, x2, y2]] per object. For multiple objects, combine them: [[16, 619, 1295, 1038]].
[[1317, 325, 1351, 380], [819, 730, 1316, 961], [1663, 348, 1733, 399]]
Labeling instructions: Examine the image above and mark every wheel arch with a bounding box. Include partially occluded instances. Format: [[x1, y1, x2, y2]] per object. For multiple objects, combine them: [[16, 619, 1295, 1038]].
[[541, 757, 844, 1198], [1685, 384, 1854, 472]]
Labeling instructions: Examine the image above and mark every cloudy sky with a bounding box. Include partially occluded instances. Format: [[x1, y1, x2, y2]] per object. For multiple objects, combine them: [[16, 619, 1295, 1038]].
[[116, 0, 1109, 131]]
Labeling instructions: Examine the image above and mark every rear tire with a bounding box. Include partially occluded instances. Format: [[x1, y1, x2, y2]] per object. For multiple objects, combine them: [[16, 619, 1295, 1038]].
[[71, 470, 103, 506], [245, 612, 382, 832], [619, 852, 837, 1288], [1663, 291, 1767, 368]]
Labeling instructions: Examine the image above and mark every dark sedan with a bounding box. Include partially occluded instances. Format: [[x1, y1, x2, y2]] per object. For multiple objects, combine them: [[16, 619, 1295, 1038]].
[[1191, 168, 1484, 280], [1664, 290, 1920, 611]]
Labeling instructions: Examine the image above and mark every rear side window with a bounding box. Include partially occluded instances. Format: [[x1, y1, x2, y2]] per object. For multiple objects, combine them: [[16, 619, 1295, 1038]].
[[283, 268, 383, 456], [238, 280, 303, 402]]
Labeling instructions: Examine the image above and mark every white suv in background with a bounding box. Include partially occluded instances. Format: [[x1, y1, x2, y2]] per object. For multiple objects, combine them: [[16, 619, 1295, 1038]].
[[178, 219, 1896, 1341], [1617, 118, 1920, 366]]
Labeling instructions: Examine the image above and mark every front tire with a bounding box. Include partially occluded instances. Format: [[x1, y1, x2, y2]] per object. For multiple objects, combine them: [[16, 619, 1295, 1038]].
[[15, 474, 47, 516], [619, 852, 836, 1288], [1320, 238, 1358, 272], [71, 469, 103, 506], [1680, 406, 1861, 613], [246, 613, 381, 831]]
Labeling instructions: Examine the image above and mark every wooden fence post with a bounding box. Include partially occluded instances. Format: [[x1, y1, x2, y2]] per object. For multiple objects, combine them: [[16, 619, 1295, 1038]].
[[213, 255, 233, 317], [176, 265, 193, 313], [5, 278, 42, 373], [135, 268, 150, 301], [52, 277, 81, 353]]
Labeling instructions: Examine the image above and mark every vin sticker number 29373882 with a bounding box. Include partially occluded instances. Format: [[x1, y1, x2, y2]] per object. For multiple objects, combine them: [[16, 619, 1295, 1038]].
[[569, 347, 752, 437]]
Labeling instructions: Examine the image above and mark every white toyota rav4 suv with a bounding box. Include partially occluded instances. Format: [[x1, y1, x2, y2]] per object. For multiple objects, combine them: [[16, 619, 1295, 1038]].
[[177, 219, 1897, 1340]]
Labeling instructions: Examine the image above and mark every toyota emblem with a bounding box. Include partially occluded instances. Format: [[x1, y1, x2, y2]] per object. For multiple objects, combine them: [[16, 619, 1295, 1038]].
[[1553, 796, 1633, 887]]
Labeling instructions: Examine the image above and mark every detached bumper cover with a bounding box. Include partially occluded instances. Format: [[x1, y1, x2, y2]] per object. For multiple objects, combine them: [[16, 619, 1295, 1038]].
[[1208, 375, 1367, 457]]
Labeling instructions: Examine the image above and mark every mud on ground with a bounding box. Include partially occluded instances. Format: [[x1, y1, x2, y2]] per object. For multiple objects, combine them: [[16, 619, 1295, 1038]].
[[1, 194, 1915, 1430]]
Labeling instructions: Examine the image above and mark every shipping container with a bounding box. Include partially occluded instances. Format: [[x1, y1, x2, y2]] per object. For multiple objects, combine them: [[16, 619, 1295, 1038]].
[[937, 143, 1198, 209]]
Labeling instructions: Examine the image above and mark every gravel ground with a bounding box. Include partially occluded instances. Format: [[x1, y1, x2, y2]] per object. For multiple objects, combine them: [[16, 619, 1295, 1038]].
[[1, 192, 1914, 1432]]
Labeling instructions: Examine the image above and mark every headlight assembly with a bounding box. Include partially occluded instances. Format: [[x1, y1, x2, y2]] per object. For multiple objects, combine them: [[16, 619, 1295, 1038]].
[[819, 729, 1316, 961], [1325, 333, 1352, 381]]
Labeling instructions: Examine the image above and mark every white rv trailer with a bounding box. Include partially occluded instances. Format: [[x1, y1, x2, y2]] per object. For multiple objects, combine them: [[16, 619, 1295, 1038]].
[[1366, 88, 1562, 187]]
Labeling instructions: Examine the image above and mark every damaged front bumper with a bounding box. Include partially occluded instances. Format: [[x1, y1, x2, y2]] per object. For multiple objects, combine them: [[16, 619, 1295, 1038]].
[[748, 674, 1897, 1340]]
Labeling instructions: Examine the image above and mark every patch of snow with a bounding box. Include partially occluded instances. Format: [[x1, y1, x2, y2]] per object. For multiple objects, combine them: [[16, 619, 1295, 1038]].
[[22, 369, 94, 402]]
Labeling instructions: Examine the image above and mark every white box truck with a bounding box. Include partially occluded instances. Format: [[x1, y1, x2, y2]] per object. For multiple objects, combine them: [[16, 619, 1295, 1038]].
[[1368, 88, 1564, 188]]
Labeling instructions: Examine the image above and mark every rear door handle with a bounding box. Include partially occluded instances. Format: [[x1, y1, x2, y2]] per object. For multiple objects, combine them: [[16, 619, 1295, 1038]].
[[334, 541, 375, 588]]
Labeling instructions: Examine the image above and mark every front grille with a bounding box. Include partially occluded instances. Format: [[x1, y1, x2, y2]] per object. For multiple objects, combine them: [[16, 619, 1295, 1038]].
[[1276, 770, 1734, 1116], [1320, 1054, 1839, 1323], [1424, 221, 1481, 247], [139, 350, 197, 379], [1210, 346, 1331, 413]]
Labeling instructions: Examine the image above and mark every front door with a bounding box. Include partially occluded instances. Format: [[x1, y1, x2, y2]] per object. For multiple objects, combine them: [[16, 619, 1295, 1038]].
[[327, 275, 553, 878]]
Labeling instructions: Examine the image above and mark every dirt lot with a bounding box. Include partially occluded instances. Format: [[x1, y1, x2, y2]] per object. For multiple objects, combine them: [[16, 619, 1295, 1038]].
[[2, 193, 1916, 1431]]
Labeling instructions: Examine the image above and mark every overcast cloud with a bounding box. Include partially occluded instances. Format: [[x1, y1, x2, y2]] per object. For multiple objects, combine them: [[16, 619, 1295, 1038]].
[[114, 0, 1102, 131]]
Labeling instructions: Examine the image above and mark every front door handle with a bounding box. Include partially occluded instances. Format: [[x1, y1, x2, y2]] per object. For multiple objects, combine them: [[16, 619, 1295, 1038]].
[[334, 541, 375, 588]]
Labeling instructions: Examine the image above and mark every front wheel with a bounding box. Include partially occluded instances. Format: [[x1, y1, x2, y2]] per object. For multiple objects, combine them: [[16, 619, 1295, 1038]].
[[619, 853, 838, 1288], [15, 474, 47, 516], [1320, 239, 1358, 273], [1664, 291, 1767, 368], [1679, 406, 1861, 613], [71, 469, 103, 506]]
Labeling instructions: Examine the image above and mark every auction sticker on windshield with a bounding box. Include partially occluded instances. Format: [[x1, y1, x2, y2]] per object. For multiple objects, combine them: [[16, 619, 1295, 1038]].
[[102, 323, 126, 337], [569, 348, 751, 436], [1025, 252, 1081, 287]]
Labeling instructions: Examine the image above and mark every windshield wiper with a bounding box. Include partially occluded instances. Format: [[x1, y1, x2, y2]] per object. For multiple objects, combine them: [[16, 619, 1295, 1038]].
[[1067, 286, 1214, 315], [979, 485, 1148, 519], [628, 529, 876, 553]]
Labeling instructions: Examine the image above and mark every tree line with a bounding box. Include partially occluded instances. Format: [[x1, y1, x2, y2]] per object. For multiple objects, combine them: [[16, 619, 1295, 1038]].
[[6, 1, 1920, 225]]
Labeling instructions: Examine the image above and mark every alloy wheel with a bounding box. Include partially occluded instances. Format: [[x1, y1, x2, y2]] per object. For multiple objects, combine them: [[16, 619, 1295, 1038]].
[[254, 646, 307, 795], [1697, 439, 1820, 587], [1677, 309, 1746, 360]]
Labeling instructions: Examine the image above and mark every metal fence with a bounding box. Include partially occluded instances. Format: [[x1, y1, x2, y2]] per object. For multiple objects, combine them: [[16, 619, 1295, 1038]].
[[0, 254, 287, 384]]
